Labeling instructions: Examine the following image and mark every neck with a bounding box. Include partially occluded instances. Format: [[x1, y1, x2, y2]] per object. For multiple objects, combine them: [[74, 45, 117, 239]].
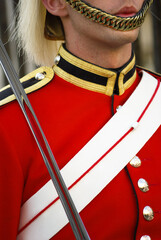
[[66, 39, 132, 69]]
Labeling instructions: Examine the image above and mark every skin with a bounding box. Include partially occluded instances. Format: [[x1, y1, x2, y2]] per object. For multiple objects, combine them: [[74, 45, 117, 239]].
[[42, 0, 145, 68]]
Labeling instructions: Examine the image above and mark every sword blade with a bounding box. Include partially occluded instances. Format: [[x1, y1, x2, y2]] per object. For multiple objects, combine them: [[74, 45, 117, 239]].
[[0, 38, 90, 240]]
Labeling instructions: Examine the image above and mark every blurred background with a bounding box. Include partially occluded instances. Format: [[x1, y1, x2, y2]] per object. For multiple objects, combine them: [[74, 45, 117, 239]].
[[0, 0, 161, 88]]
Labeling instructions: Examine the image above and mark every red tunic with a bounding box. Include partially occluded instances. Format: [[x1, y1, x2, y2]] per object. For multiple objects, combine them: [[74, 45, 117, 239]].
[[0, 48, 161, 240]]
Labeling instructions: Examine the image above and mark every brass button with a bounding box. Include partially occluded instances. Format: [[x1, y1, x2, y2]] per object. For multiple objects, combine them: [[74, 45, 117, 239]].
[[140, 235, 151, 240], [116, 105, 122, 112], [143, 206, 154, 221], [35, 72, 45, 80], [130, 156, 141, 168], [138, 178, 149, 192], [54, 55, 61, 65]]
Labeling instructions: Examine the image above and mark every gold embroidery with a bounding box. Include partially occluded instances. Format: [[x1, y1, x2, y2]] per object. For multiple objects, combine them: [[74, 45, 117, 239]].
[[118, 56, 136, 95], [55, 45, 136, 96], [124, 71, 137, 93], [59, 47, 115, 78], [105, 74, 117, 96], [54, 66, 107, 94]]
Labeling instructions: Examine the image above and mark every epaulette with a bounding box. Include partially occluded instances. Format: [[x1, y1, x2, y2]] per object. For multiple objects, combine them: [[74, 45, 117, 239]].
[[137, 65, 161, 79], [0, 66, 54, 106]]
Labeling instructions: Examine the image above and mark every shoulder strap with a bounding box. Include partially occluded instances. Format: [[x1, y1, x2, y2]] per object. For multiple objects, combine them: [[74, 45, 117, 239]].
[[0, 66, 54, 106]]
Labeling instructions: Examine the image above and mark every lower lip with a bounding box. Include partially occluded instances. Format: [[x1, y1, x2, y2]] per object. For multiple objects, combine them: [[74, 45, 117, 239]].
[[117, 13, 136, 17]]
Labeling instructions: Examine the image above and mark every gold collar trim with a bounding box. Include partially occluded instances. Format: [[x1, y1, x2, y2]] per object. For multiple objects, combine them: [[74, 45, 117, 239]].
[[53, 45, 136, 96]]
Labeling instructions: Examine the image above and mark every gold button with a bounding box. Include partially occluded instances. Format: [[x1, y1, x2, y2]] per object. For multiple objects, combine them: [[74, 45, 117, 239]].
[[138, 178, 149, 192], [143, 206, 154, 221], [140, 235, 151, 240], [130, 156, 141, 168]]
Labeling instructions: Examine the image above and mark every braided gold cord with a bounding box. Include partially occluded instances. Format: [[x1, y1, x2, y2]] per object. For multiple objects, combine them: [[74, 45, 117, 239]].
[[65, 0, 153, 31]]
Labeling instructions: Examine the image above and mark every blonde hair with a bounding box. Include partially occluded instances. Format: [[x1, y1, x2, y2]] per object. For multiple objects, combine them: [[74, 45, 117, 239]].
[[16, 0, 62, 66]]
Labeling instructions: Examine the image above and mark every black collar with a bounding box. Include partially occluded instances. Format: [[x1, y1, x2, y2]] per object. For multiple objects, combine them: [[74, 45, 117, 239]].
[[53, 45, 136, 96]]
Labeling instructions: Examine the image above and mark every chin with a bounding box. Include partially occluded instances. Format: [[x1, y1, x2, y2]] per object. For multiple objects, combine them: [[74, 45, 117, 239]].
[[123, 28, 140, 42], [104, 27, 140, 47]]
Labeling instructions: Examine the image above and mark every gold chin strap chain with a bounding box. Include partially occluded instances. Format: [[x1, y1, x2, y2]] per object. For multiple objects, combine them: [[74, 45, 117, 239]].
[[65, 0, 153, 31]]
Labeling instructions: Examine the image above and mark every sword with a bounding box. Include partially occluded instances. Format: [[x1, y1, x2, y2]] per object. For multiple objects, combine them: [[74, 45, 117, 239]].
[[0, 38, 90, 240]]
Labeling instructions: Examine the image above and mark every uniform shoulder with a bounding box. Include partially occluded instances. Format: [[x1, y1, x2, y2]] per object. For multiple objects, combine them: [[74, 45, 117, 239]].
[[137, 66, 161, 80], [0, 66, 54, 107]]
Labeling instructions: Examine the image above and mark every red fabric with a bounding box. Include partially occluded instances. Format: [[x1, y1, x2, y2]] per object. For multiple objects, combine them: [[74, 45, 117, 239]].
[[0, 69, 161, 239]]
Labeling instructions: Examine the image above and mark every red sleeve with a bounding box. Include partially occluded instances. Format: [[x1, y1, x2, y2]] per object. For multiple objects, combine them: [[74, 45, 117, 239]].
[[0, 126, 24, 239]]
